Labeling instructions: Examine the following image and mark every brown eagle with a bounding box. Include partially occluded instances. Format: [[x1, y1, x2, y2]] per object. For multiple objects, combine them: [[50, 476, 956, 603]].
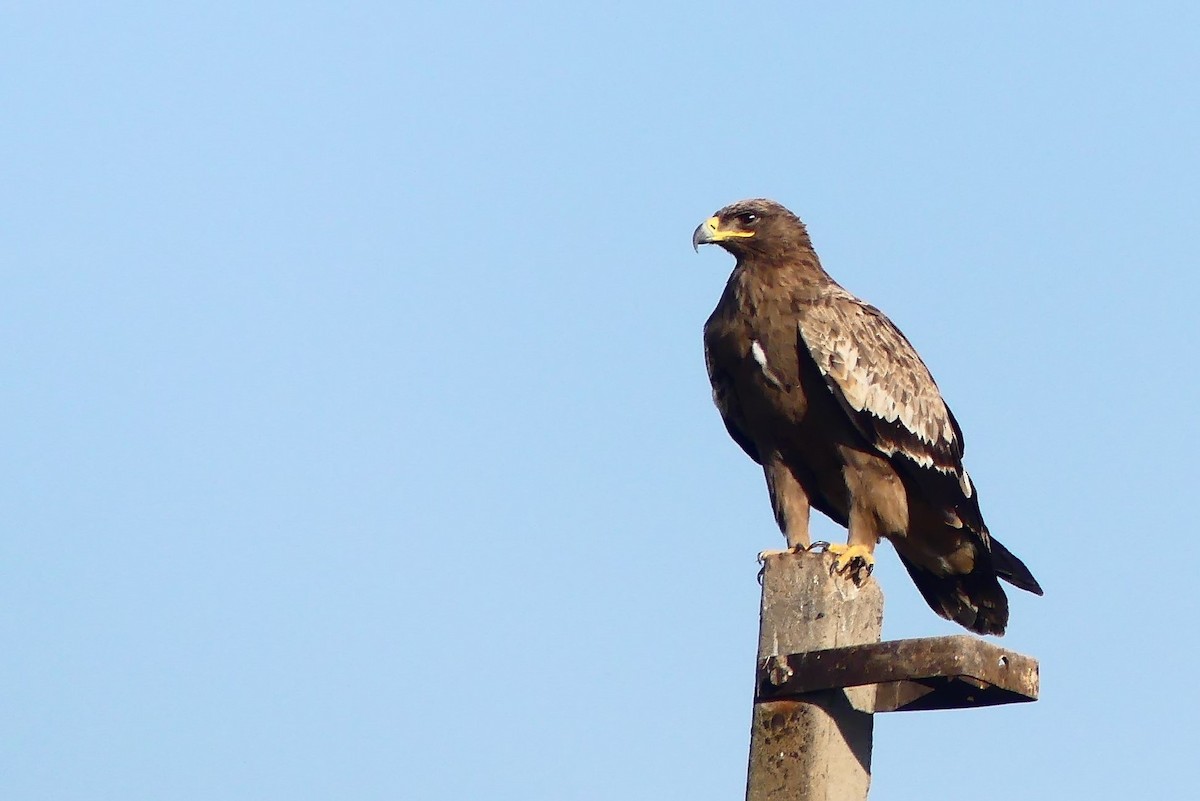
[[694, 198, 1041, 635]]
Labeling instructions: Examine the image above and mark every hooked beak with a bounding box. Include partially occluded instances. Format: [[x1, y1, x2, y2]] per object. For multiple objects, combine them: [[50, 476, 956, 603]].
[[692, 216, 719, 252]]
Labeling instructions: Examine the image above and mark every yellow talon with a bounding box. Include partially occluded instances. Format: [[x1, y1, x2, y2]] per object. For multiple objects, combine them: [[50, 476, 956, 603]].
[[757, 541, 828, 563], [827, 543, 875, 585], [757, 547, 793, 563], [757, 543, 830, 584]]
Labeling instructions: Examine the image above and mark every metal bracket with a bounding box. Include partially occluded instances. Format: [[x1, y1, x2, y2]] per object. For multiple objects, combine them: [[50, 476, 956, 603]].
[[756, 634, 1039, 712]]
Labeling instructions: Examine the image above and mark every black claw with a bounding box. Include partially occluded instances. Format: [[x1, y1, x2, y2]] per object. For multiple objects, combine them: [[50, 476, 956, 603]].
[[808, 541, 831, 553]]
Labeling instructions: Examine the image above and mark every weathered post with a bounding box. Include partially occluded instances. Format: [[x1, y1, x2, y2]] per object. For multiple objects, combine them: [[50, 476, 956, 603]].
[[746, 551, 883, 801], [746, 551, 1040, 800]]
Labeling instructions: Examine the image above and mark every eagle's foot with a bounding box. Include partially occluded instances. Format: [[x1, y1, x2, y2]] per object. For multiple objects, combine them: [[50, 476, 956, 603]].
[[757, 546, 798, 563], [828, 543, 875, 586], [757, 542, 834, 583], [757, 541, 829, 563], [756, 543, 821, 584]]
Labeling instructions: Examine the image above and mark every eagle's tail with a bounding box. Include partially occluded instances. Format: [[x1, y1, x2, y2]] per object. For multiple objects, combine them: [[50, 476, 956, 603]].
[[895, 534, 1041, 636], [897, 555, 1008, 635], [989, 536, 1044, 596]]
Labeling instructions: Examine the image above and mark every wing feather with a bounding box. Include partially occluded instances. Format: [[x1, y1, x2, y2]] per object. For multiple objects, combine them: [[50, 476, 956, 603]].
[[798, 292, 966, 479], [704, 342, 761, 464]]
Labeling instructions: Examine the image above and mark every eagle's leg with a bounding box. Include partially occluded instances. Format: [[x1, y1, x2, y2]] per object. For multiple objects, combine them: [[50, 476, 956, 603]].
[[757, 456, 811, 562], [828, 542, 876, 584], [830, 453, 904, 584], [830, 507, 878, 582]]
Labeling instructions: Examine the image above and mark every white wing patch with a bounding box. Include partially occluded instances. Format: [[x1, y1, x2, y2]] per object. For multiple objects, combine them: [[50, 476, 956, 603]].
[[750, 339, 787, 390], [751, 340, 768, 369]]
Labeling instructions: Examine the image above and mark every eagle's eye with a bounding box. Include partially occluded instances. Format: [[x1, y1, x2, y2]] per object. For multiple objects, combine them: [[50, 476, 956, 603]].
[[736, 212, 759, 226]]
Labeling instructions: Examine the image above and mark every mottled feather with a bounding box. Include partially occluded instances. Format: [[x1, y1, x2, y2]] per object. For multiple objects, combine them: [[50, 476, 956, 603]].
[[797, 291, 973, 496]]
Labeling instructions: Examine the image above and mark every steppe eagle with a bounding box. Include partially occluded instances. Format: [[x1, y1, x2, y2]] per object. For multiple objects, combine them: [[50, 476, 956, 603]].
[[694, 198, 1041, 635]]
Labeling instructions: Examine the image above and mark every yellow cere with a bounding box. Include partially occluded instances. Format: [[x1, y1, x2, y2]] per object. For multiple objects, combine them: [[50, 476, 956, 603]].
[[710, 215, 755, 240]]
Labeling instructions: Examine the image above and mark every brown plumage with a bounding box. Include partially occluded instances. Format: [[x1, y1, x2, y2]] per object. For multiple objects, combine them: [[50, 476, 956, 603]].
[[694, 198, 1041, 635]]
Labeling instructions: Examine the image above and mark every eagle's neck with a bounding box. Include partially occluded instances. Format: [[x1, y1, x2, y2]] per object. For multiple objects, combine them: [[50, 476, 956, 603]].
[[733, 250, 839, 306]]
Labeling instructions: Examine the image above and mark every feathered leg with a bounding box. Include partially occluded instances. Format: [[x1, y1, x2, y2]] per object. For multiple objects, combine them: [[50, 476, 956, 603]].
[[758, 454, 811, 559], [829, 449, 902, 584], [828, 504, 879, 585]]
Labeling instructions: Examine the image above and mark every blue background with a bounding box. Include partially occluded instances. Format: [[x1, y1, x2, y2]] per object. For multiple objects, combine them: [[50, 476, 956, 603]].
[[4, 3, 1197, 799]]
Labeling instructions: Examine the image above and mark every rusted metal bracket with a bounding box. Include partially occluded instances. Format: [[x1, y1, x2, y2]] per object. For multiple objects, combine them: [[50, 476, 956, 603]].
[[756, 634, 1039, 713]]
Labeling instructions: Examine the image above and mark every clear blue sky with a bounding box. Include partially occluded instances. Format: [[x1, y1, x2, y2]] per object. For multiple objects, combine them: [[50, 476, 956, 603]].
[[4, 3, 1198, 799]]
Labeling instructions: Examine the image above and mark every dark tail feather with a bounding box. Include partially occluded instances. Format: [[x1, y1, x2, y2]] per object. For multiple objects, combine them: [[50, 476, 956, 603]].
[[989, 536, 1044, 596], [897, 552, 1011, 636]]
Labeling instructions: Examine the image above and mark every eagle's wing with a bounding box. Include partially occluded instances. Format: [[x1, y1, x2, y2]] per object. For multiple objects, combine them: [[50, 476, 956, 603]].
[[797, 292, 973, 497], [704, 345, 761, 464]]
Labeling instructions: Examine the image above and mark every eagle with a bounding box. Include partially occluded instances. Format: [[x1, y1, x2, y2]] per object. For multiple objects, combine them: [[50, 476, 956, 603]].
[[694, 198, 1041, 635]]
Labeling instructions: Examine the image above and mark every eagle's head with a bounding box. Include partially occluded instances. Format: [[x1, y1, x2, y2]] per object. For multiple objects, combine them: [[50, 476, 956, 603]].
[[692, 198, 813, 259]]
